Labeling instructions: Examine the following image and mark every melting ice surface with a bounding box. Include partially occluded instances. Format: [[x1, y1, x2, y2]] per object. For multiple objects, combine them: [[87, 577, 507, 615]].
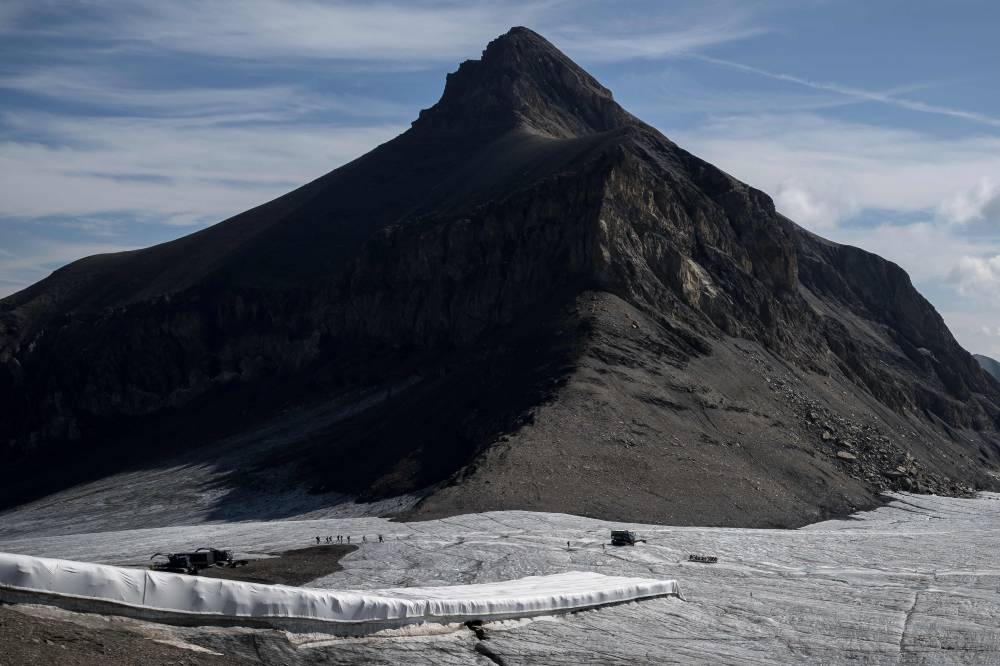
[[1, 492, 998, 663]]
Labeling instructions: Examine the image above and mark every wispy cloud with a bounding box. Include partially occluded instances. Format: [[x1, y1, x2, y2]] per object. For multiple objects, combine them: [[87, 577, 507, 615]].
[[690, 54, 1000, 130], [949, 255, 1000, 301], [675, 114, 1000, 230], [548, 10, 767, 62], [0, 2, 30, 31], [1, 0, 764, 65], [0, 0, 550, 62], [0, 111, 404, 224], [0, 67, 409, 121], [939, 179, 1000, 230]]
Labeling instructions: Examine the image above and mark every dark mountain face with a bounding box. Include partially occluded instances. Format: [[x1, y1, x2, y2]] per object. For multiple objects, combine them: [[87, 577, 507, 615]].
[[976, 354, 1000, 382], [2, 27, 999, 526]]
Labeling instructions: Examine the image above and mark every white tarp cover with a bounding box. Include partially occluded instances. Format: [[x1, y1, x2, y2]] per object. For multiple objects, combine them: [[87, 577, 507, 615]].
[[0, 552, 679, 625]]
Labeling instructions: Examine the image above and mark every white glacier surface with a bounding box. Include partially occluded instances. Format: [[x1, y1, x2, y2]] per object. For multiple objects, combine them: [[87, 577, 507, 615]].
[[0, 492, 998, 664]]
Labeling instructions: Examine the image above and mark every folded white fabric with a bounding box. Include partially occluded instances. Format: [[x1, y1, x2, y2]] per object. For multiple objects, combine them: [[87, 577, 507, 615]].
[[0, 552, 680, 625]]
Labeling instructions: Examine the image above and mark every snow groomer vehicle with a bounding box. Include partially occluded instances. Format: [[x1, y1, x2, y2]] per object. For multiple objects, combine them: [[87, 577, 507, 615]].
[[150, 548, 248, 575]]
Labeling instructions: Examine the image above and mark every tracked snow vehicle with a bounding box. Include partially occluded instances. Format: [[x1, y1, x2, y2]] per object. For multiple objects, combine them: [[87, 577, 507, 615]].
[[150, 548, 248, 575], [610, 530, 645, 546]]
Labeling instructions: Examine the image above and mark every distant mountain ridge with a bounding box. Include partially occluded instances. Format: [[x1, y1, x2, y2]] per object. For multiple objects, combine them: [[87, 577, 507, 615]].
[[2, 28, 998, 526], [976, 354, 1000, 381]]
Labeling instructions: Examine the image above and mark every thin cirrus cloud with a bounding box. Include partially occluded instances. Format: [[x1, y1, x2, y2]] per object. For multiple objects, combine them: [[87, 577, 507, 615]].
[[83, 0, 550, 61], [1, 0, 550, 62], [690, 54, 1000, 131], [542, 10, 769, 62], [1, 0, 766, 64], [0, 111, 405, 223], [0, 67, 410, 120]]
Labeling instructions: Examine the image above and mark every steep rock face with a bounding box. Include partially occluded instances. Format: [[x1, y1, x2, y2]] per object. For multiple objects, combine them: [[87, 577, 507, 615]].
[[796, 236, 998, 428], [2, 27, 999, 524]]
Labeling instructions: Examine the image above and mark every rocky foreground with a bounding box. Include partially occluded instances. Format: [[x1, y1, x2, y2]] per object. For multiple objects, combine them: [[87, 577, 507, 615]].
[[1, 493, 998, 664]]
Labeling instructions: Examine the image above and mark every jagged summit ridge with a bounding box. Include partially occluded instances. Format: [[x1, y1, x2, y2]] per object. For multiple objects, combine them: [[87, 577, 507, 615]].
[[413, 27, 634, 137]]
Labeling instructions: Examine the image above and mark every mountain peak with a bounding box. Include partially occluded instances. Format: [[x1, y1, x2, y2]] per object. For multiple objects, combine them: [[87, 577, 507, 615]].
[[489, 25, 551, 49], [412, 27, 633, 137], [5, 24, 998, 531]]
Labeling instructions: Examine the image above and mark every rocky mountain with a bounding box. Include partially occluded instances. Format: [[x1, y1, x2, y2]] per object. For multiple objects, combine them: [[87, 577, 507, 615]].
[[2, 28, 999, 527], [976, 354, 1000, 381]]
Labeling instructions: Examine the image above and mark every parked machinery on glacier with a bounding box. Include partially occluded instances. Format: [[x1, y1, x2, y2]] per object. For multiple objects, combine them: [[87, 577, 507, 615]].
[[149, 548, 248, 575], [610, 530, 646, 546]]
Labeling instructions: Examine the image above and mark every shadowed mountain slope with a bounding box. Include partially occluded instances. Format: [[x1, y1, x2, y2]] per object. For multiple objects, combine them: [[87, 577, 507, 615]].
[[2, 28, 999, 527]]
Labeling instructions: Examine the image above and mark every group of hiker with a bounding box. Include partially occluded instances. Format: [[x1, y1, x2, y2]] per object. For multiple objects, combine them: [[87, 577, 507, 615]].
[[315, 534, 384, 545]]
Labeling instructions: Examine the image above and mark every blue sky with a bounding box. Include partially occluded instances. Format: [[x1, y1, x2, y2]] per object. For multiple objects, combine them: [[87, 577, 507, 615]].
[[1, 1, 999, 356]]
